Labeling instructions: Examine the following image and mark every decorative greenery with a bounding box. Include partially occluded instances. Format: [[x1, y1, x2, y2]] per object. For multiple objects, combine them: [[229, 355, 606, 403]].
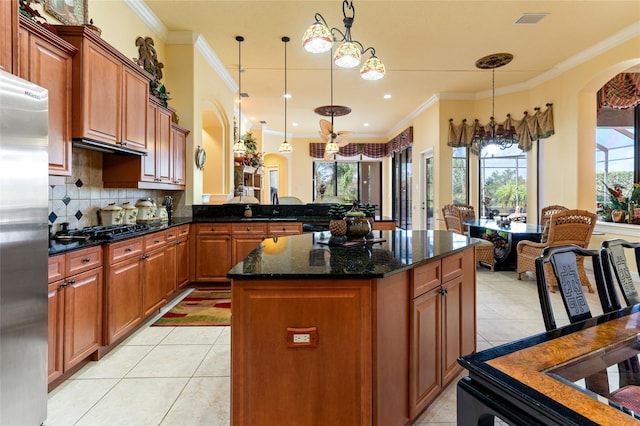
[[19, 0, 56, 33], [328, 204, 347, 220], [360, 203, 376, 218], [150, 80, 170, 108], [237, 131, 264, 168]]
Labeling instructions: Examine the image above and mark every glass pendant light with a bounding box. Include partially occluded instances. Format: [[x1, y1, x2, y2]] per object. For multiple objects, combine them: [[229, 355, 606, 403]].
[[360, 54, 385, 80], [232, 36, 246, 156], [302, 18, 333, 54], [279, 36, 292, 153], [333, 41, 361, 68]]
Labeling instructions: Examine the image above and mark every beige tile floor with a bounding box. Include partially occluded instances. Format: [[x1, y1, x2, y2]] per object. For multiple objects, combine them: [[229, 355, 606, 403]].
[[45, 268, 609, 426]]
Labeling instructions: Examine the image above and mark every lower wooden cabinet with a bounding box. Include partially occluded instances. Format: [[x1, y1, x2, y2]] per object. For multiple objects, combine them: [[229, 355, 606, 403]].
[[193, 222, 302, 282], [48, 246, 103, 384]]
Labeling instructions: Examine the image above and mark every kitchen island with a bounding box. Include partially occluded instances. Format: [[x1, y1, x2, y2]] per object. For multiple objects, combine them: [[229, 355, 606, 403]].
[[227, 230, 478, 425]]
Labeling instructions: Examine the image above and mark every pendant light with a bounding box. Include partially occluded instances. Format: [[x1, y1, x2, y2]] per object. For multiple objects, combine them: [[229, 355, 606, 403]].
[[278, 36, 292, 153], [232, 36, 246, 156]]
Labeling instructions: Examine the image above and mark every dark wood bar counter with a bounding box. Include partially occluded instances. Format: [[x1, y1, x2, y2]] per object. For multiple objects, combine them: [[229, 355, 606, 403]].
[[228, 230, 478, 425], [458, 305, 640, 425]]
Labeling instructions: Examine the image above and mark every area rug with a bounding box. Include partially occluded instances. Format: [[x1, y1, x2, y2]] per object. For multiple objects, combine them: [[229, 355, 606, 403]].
[[152, 288, 231, 326]]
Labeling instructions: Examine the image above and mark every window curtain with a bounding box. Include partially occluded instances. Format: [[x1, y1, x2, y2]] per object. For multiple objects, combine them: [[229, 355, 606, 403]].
[[309, 127, 413, 159], [597, 73, 640, 112], [448, 104, 554, 154]]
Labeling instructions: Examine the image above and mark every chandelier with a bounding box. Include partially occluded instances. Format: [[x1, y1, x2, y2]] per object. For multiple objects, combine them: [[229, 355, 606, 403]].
[[232, 36, 246, 155], [279, 36, 292, 153], [302, 0, 385, 81], [472, 53, 517, 155]]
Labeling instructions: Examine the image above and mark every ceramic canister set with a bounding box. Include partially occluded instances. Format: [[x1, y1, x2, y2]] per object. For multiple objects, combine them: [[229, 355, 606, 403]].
[[98, 198, 170, 226]]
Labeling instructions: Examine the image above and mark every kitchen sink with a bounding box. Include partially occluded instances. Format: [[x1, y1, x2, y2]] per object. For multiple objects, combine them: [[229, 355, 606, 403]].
[[239, 217, 297, 222]]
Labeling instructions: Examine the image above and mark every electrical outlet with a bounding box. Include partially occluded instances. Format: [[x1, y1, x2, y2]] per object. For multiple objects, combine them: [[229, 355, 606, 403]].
[[293, 333, 310, 343]]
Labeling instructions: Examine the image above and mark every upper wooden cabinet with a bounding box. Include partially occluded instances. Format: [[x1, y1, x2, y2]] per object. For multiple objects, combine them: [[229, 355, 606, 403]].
[[53, 25, 152, 151], [0, 0, 18, 73], [102, 99, 188, 190], [17, 17, 77, 178]]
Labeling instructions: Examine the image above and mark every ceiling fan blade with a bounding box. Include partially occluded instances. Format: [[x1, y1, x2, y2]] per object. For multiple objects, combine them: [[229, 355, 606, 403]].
[[337, 131, 352, 137], [336, 137, 350, 147], [318, 130, 329, 141], [319, 119, 333, 136]]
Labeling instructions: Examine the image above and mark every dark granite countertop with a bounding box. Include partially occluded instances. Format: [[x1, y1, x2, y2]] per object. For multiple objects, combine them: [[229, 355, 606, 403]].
[[227, 229, 476, 279], [48, 217, 192, 256]]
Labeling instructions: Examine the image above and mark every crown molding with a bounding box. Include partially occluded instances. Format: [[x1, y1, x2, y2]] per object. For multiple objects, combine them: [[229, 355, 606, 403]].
[[124, 0, 167, 40]]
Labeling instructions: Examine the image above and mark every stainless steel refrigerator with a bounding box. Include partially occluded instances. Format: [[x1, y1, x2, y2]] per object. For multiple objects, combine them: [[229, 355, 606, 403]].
[[0, 69, 49, 424]]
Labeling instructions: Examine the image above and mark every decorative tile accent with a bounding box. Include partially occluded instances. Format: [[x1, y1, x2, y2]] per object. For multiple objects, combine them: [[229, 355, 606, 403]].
[[75, 179, 84, 187], [75, 210, 83, 220], [49, 212, 58, 224], [62, 194, 71, 205]]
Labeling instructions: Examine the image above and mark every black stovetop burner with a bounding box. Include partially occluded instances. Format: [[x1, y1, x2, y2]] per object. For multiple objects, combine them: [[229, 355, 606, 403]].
[[55, 224, 152, 241]]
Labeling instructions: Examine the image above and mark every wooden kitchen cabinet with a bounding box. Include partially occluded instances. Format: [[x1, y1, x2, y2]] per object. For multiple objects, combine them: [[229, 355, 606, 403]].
[[142, 232, 168, 316], [47, 246, 103, 386], [0, 0, 18, 73], [18, 17, 76, 178], [166, 225, 190, 291], [54, 25, 151, 149], [409, 249, 471, 418], [102, 99, 188, 190], [171, 123, 189, 186], [231, 223, 267, 266], [267, 222, 302, 236], [193, 223, 232, 283]]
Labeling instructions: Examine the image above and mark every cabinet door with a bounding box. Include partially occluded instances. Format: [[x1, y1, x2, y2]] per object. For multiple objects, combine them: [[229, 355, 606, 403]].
[[142, 247, 167, 316], [176, 237, 190, 288], [121, 67, 148, 150], [107, 256, 142, 344], [165, 240, 177, 297], [142, 102, 157, 182], [156, 105, 172, 182], [171, 125, 187, 186], [83, 41, 121, 144], [409, 287, 441, 418], [48, 280, 64, 383], [195, 234, 232, 281], [441, 277, 463, 385], [63, 267, 103, 371], [0, 0, 16, 73], [232, 236, 264, 266]]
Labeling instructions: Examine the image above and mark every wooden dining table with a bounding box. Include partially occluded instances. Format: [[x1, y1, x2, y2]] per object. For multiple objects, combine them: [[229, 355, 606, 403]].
[[463, 219, 545, 271]]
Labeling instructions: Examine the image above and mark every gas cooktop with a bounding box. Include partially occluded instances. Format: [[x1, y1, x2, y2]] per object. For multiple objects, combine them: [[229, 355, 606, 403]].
[[55, 224, 153, 242]]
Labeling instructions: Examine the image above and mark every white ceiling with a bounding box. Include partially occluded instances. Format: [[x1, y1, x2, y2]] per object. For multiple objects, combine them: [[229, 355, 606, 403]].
[[142, 0, 640, 140]]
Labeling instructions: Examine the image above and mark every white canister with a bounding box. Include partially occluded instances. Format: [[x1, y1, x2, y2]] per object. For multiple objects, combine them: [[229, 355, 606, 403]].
[[121, 202, 138, 225], [135, 198, 156, 222], [157, 206, 169, 222], [99, 203, 124, 226]]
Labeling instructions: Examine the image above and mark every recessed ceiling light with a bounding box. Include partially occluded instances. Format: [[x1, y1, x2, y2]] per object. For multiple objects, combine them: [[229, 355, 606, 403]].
[[250, 116, 256, 120], [363, 123, 369, 127], [292, 122, 298, 127], [383, 94, 392, 99], [284, 93, 292, 99], [514, 13, 549, 24]]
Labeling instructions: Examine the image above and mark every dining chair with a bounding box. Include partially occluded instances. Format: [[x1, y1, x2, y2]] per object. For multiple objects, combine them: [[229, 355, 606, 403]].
[[600, 239, 640, 311], [535, 244, 640, 398], [539, 205, 569, 242], [516, 209, 597, 293], [442, 204, 495, 271]]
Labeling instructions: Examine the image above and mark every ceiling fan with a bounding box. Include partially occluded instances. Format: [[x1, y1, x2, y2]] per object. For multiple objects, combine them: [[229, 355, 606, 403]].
[[319, 118, 352, 147]]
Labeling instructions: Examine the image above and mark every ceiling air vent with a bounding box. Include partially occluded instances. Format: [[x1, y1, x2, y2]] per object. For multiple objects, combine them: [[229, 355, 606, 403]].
[[514, 13, 548, 24], [240, 92, 249, 98]]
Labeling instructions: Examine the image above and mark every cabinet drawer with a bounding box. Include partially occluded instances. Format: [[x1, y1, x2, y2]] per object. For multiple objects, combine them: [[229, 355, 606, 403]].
[[66, 246, 102, 276], [412, 260, 441, 298], [442, 251, 464, 282], [107, 237, 143, 264], [232, 222, 267, 235], [165, 228, 178, 242], [144, 232, 167, 251], [268, 222, 302, 236], [175, 224, 190, 239], [197, 223, 231, 235], [48, 255, 65, 283]]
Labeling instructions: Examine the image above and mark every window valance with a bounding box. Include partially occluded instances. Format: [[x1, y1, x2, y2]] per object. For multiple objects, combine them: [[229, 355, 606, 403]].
[[597, 73, 640, 112], [448, 104, 554, 154], [309, 127, 413, 159]]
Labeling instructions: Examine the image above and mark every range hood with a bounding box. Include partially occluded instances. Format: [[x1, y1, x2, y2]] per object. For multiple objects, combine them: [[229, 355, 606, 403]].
[[72, 138, 147, 156]]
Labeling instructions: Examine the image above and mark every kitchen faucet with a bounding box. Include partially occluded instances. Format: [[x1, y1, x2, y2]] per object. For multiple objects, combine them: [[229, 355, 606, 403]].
[[272, 191, 280, 215]]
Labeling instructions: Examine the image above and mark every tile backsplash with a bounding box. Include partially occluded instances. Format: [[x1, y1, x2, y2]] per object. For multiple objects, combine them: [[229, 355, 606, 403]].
[[49, 148, 190, 232]]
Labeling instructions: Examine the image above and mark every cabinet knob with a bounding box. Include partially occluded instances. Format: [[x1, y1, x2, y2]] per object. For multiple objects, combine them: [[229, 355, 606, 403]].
[[82, 257, 90, 263], [168, 234, 174, 238], [125, 247, 132, 252], [246, 227, 250, 231], [67, 279, 75, 285], [154, 240, 160, 244]]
